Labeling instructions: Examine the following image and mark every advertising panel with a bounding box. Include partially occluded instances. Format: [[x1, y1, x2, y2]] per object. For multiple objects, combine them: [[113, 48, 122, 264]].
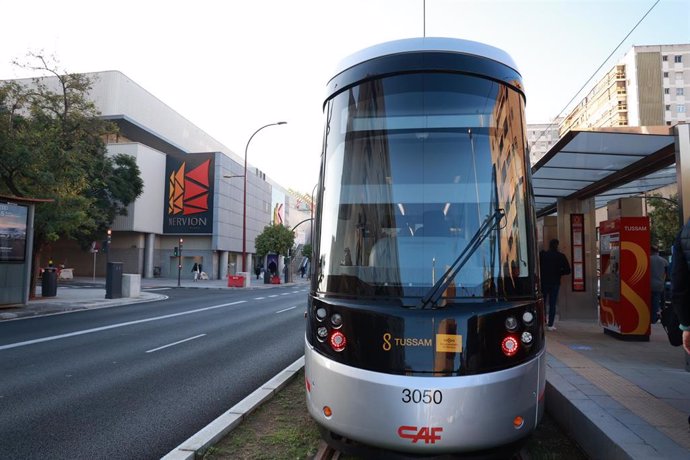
[[570, 214, 585, 291], [599, 217, 651, 339], [164, 153, 215, 234], [0, 201, 28, 262]]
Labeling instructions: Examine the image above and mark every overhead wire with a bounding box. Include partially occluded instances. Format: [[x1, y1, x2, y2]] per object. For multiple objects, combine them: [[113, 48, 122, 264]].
[[530, 0, 662, 150]]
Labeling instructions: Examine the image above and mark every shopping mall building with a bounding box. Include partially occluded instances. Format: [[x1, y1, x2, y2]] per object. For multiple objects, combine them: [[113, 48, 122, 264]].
[[29, 71, 312, 281]]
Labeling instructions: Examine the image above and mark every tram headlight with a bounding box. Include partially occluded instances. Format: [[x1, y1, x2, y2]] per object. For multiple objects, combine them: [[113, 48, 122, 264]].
[[329, 330, 347, 352], [317, 326, 329, 341], [316, 307, 327, 321], [521, 331, 533, 345], [501, 336, 519, 357], [522, 311, 535, 326], [505, 316, 518, 331], [330, 313, 343, 328]]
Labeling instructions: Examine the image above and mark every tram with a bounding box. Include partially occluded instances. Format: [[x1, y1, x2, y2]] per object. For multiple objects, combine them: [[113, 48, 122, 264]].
[[305, 37, 545, 456]]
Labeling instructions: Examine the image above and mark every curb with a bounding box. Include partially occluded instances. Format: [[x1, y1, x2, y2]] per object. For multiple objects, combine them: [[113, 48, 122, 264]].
[[162, 356, 305, 460]]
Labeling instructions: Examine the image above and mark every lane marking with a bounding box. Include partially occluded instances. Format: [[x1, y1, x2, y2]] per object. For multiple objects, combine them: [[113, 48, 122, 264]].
[[144, 287, 172, 291], [146, 334, 206, 353], [254, 297, 266, 300], [268, 295, 279, 298], [275, 306, 297, 314], [0, 301, 246, 351]]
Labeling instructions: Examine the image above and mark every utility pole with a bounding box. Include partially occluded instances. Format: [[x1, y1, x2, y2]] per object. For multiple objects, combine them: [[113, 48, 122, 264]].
[[177, 237, 183, 287]]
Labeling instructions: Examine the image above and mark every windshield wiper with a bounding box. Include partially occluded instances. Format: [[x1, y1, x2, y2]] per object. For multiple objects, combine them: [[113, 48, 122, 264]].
[[416, 208, 505, 309]]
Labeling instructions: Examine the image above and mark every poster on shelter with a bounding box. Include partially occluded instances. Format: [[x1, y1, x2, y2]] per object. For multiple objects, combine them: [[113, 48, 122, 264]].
[[0, 202, 28, 262]]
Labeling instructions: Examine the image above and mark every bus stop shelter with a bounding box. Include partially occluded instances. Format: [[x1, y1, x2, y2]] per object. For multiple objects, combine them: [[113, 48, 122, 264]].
[[530, 123, 689, 321]]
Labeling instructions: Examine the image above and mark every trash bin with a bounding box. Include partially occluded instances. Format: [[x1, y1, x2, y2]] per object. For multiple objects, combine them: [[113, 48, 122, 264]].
[[106, 262, 123, 299], [42, 267, 58, 297]]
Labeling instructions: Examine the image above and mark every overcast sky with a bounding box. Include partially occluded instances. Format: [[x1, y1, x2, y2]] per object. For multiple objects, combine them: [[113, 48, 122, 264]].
[[1, 0, 688, 194]]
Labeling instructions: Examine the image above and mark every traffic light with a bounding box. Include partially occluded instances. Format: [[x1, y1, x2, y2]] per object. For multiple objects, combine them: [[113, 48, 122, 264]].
[[107, 229, 112, 244], [179, 237, 184, 250], [173, 246, 178, 257]]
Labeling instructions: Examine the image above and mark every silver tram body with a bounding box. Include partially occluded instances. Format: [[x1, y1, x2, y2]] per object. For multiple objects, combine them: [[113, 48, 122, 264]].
[[305, 38, 545, 455]]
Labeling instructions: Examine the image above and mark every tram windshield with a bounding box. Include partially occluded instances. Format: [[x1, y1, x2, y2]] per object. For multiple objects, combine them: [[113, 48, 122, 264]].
[[316, 72, 534, 300]]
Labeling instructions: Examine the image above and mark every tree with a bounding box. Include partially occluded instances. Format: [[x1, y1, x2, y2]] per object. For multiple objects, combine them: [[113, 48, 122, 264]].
[[647, 193, 680, 253], [0, 53, 143, 296], [255, 224, 295, 259], [301, 243, 312, 260]]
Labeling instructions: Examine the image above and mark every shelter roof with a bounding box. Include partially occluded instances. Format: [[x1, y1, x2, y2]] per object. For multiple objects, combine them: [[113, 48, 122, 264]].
[[531, 126, 677, 217]]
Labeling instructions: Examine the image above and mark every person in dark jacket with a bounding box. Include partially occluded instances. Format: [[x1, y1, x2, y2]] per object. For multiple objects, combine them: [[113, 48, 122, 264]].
[[672, 219, 690, 355], [540, 239, 571, 331]]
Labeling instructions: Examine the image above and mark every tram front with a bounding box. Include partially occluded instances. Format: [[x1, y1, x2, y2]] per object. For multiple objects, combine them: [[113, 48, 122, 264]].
[[305, 37, 545, 455]]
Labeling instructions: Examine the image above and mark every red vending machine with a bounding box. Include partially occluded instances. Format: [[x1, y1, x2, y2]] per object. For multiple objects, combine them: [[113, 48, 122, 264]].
[[599, 217, 651, 341]]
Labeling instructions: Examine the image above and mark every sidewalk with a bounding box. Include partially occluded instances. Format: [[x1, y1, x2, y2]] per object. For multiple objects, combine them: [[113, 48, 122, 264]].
[[0, 274, 310, 321], [545, 320, 690, 459]]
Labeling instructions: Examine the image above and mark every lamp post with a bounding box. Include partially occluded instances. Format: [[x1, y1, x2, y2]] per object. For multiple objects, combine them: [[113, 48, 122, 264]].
[[241, 122, 287, 272]]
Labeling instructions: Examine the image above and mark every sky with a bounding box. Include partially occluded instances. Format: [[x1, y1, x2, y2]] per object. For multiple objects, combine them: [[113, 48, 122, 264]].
[[1, 0, 689, 195]]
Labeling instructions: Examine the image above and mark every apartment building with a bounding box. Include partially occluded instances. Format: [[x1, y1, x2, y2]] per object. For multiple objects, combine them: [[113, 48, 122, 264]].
[[560, 44, 689, 134], [526, 118, 563, 164]]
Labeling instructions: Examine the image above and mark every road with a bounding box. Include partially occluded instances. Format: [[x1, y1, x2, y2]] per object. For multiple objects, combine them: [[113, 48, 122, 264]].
[[0, 285, 308, 459]]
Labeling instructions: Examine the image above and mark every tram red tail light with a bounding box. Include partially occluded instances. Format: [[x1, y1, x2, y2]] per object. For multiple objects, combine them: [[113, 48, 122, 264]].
[[501, 336, 519, 357], [329, 331, 347, 352]]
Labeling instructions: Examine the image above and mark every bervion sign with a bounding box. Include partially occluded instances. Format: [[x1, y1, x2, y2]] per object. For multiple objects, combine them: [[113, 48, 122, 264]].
[[164, 153, 215, 234]]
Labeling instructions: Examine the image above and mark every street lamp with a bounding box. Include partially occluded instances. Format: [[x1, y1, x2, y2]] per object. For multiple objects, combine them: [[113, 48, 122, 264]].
[[241, 121, 287, 272]]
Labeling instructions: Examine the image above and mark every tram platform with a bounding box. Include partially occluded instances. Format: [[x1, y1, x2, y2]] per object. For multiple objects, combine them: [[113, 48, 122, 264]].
[[545, 319, 690, 459]]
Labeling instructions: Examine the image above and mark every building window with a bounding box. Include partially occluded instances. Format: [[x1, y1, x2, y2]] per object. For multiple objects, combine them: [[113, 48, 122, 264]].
[[665, 88, 670, 94], [679, 105, 687, 113], [666, 105, 671, 110], [663, 55, 668, 61], [677, 88, 685, 96], [664, 72, 669, 78], [675, 55, 683, 63]]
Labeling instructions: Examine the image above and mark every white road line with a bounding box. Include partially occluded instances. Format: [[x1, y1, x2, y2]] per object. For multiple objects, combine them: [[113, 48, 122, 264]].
[[0, 300, 246, 351], [280, 293, 290, 296], [254, 297, 266, 300], [144, 287, 172, 291], [275, 306, 297, 314], [146, 334, 206, 353], [268, 295, 279, 298]]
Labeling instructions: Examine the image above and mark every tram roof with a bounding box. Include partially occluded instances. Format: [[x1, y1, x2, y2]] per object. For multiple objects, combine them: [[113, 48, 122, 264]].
[[333, 37, 521, 78], [531, 126, 677, 217]]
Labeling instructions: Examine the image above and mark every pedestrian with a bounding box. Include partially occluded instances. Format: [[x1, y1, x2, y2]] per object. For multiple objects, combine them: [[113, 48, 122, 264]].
[[650, 245, 669, 324], [191, 262, 199, 281], [299, 265, 305, 278], [671, 219, 690, 355], [540, 239, 571, 331]]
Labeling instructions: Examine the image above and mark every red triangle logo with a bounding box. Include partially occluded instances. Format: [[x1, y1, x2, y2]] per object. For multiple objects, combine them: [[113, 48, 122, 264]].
[[183, 194, 208, 214], [186, 160, 210, 187], [184, 180, 207, 200]]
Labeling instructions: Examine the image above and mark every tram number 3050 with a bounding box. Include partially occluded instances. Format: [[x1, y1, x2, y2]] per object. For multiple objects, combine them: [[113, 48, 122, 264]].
[[401, 388, 443, 404]]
